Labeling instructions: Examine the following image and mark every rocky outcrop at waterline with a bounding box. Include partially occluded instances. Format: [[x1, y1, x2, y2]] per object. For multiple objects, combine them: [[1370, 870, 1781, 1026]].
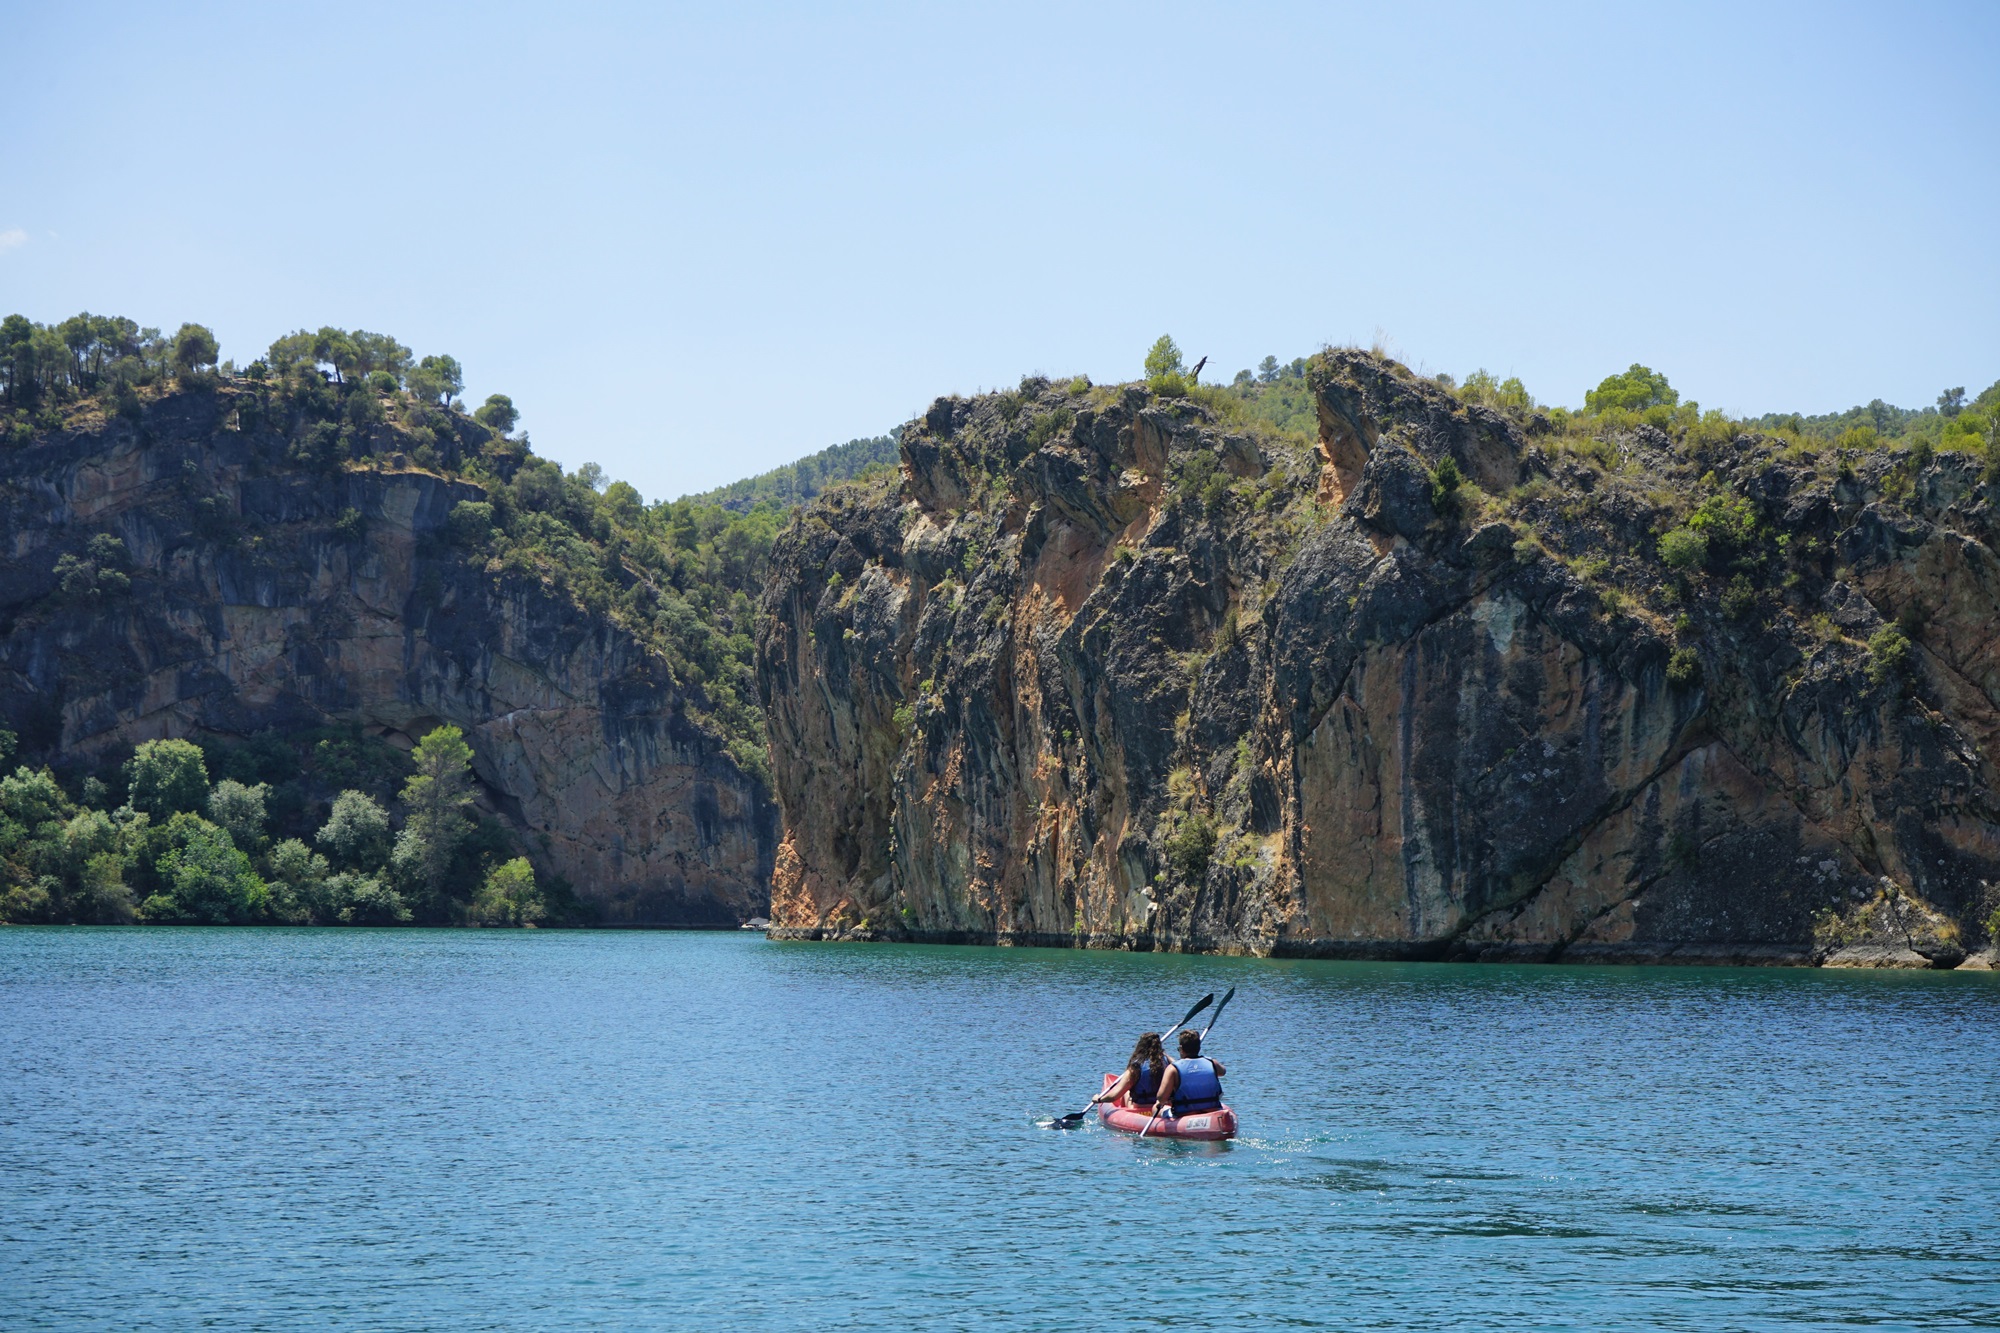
[[756, 353, 2000, 967], [0, 386, 776, 923]]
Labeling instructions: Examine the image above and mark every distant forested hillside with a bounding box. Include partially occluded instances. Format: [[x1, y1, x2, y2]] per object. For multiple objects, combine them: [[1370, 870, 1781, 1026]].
[[1750, 387, 2000, 449], [682, 433, 901, 513]]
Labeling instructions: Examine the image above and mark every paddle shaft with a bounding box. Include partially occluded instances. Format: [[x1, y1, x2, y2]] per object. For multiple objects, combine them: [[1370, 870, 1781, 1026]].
[[1200, 986, 1235, 1040]]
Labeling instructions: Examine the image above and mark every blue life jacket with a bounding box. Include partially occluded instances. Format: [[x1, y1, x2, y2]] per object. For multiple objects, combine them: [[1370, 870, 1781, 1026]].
[[1128, 1060, 1161, 1106], [1169, 1057, 1222, 1113]]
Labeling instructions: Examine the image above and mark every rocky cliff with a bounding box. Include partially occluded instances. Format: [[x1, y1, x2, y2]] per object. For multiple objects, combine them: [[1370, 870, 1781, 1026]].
[[0, 386, 775, 923], [757, 354, 2000, 966]]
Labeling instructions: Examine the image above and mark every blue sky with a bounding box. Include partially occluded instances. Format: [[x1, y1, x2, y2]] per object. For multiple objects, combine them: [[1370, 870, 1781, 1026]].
[[2, 1, 1995, 500]]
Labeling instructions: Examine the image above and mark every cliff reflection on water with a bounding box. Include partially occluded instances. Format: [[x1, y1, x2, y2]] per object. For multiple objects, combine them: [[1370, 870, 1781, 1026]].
[[3, 929, 1996, 1331]]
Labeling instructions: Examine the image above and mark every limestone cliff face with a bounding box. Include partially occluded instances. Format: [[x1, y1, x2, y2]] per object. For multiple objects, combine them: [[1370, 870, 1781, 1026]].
[[757, 355, 2000, 966], [0, 388, 775, 923]]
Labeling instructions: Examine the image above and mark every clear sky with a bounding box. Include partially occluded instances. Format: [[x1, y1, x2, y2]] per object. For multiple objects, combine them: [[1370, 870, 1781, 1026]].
[[3, 2, 1995, 501]]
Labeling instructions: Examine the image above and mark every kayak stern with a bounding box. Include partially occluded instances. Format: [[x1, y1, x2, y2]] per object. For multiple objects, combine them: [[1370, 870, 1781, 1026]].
[[1094, 1073, 1237, 1140]]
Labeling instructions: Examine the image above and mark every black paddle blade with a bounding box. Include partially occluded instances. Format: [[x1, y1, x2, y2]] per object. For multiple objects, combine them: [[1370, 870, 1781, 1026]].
[[1171, 992, 1215, 1034], [1200, 986, 1236, 1038], [1049, 1110, 1089, 1129]]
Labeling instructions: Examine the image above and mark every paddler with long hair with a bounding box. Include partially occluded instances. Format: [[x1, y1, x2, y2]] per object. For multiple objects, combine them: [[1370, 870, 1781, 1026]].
[[1090, 1032, 1167, 1111]]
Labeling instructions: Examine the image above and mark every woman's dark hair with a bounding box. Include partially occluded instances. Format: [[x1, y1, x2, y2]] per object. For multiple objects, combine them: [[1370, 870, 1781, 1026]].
[[1129, 1032, 1165, 1077], [1178, 1029, 1202, 1057]]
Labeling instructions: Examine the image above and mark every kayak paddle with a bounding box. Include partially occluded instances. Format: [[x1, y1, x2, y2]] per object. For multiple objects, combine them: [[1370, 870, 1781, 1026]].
[[1161, 991, 1216, 1045], [1047, 992, 1213, 1129], [1141, 985, 1235, 1138]]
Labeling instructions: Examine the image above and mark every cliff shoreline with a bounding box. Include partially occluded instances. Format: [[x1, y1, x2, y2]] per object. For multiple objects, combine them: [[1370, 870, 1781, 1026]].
[[763, 924, 1813, 964]]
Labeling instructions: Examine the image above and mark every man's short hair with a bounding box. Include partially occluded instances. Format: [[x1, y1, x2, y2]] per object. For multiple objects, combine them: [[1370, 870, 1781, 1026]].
[[1178, 1029, 1201, 1057]]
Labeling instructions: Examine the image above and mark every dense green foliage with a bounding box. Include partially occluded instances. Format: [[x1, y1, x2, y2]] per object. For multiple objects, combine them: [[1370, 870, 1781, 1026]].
[[1585, 364, 1679, 415], [683, 433, 901, 513], [0, 312, 191, 416], [472, 857, 545, 926], [1219, 354, 1317, 439], [1741, 380, 2000, 466], [0, 727, 558, 927]]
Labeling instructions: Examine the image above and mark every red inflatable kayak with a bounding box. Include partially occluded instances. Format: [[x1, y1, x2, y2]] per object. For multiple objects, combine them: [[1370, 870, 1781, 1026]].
[[1095, 1073, 1237, 1140]]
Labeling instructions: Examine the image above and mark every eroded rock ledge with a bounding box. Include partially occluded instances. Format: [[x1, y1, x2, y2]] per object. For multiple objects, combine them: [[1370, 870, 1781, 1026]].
[[756, 354, 2000, 968]]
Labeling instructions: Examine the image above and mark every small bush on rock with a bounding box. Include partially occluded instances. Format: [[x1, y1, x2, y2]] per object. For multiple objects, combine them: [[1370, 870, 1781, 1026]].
[[1720, 575, 1758, 621], [1429, 456, 1464, 515], [1659, 526, 1708, 571], [1866, 626, 1911, 685], [1163, 810, 1217, 883]]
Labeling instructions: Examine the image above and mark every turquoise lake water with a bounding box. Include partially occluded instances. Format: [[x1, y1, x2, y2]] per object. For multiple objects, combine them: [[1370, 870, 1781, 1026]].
[[2, 928, 1997, 1331]]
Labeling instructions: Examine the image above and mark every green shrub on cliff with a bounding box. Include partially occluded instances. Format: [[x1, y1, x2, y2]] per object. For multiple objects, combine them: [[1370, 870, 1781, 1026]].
[[172, 324, 219, 384], [1025, 407, 1073, 448], [1163, 809, 1217, 884], [474, 394, 519, 434], [1456, 370, 1535, 413], [1429, 456, 1464, 514], [54, 535, 131, 601], [1658, 526, 1708, 571], [448, 500, 497, 546], [1720, 574, 1759, 620], [1144, 335, 1185, 383], [1866, 626, 1911, 685], [1686, 492, 1760, 561]]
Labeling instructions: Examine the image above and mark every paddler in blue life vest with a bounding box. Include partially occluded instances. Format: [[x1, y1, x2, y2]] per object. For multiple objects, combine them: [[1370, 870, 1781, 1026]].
[[1091, 1032, 1166, 1110], [1155, 1029, 1226, 1117]]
